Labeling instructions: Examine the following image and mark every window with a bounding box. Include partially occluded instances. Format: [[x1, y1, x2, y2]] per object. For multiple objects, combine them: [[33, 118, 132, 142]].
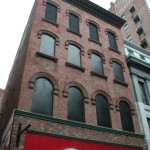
[[40, 34, 55, 57], [124, 24, 129, 32], [108, 32, 118, 50], [138, 81, 149, 105], [133, 15, 140, 24], [45, 3, 57, 23], [147, 118, 150, 131], [129, 6, 136, 13], [91, 54, 104, 75], [32, 78, 53, 116], [112, 62, 124, 82], [121, 15, 126, 20], [119, 101, 134, 132], [137, 27, 144, 36], [68, 87, 85, 122], [69, 13, 79, 33], [96, 95, 111, 128], [68, 44, 81, 67], [89, 23, 99, 42], [127, 35, 132, 42], [141, 38, 148, 49]]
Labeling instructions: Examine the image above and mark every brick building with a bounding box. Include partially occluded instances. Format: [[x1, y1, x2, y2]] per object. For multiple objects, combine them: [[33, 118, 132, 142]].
[[110, 0, 150, 51], [0, 0, 146, 149]]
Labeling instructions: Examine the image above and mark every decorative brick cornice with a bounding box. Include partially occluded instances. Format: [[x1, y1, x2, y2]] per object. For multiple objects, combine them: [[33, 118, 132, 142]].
[[29, 72, 59, 95], [63, 81, 89, 103], [116, 97, 135, 115], [63, 0, 125, 28], [91, 90, 113, 109]]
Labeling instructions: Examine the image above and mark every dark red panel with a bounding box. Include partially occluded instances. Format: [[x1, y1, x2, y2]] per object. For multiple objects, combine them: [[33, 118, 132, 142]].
[[24, 132, 142, 150]]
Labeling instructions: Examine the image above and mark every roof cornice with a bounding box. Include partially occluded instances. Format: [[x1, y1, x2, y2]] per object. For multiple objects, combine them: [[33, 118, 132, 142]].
[[124, 40, 150, 56], [63, 0, 126, 29]]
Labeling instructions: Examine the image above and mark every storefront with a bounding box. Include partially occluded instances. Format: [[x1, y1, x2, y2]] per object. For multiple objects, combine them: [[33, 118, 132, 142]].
[[24, 130, 143, 150]]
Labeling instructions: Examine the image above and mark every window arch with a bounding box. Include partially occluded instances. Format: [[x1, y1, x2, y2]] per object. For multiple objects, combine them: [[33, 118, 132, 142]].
[[91, 53, 104, 75], [40, 34, 55, 57], [68, 87, 85, 122], [119, 101, 134, 132], [96, 94, 112, 128], [112, 61, 124, 82], [68, 44, 81, 67], [44, 0, 60, 24], [32, 78, 53, 116]]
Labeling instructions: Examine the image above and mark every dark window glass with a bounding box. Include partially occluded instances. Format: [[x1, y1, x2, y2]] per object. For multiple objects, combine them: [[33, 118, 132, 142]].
[[91, 54, 104, 75], [133, 15, 140, 24], [137, 27, 144, 36], [45, 3, 57, 23], [108, 32, 118, 50], [89, 23, 99, 42], [119, 101, 134, 132], [96, 95, 111, 128], [129, 6, 136, 13], [138, 81, 149, 105], [68, 87, 85, 122], [32, 78, 53, 116], [69, 13, 79, 33], [147, 118, 150, 131], [141, 39, 148, 49], [68, 44, 81, 67], [112, 62, 124, 82], [40, 34, 55, 57], [127, 35, 132, 42]]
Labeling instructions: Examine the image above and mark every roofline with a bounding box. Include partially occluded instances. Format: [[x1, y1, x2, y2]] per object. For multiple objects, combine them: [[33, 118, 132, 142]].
[[63, 0, 126, 29]]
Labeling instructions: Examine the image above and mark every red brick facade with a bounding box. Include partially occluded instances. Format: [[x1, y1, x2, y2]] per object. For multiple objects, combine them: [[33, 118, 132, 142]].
[[0, 0, 146, 149]]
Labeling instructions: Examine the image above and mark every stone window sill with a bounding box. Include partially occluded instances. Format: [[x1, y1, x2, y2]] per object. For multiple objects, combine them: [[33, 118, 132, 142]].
[[36, 52, 58, 63], [66, 62, 85, 72], [67, 29, 82, 37], [113, 79, 128, 87], [88, 38, 102, 46], [42, 18, 59, 27], [109, 47, 121, 54], [91, 71, 108, 80]]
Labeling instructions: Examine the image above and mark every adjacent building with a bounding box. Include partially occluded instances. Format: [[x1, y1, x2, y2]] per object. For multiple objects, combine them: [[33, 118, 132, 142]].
[[125, 40, 150, 149], [110, 0, 150, 51], [0, 0, 146, 149]]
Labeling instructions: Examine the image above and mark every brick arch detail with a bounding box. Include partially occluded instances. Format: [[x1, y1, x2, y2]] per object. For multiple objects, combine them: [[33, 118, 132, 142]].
[[116, 97, 135, 115], [29, 72, 59, 95], [86, 19, 100, 31], [66, 10, 82, 22], [43, 0, 61, 12], [37, 30, 60, 46], [65, 40, 84, 55], [91, 90, 113, 109], [63, 81, 89, 103], [109, 58, 125, 71], [88, 49, 106, 63], [105, 28, 118, 40]]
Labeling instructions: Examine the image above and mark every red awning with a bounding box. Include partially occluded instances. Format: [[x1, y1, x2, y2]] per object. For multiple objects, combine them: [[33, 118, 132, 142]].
[[24, 132, 142, 150]]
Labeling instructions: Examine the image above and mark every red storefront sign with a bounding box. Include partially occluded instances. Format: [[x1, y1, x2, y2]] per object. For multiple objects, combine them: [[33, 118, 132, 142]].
[[24, 132, 142, 150]]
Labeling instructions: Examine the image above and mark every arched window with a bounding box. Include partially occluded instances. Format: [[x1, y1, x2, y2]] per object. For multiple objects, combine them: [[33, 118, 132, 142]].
[[119, 101, 134, 132], [112, 61, 124, 82], [32, 78, 53, 116], [96, 95, 111, 128], [69, 13, 79, 33], [68, 44, 81, 67], [89, 22, 99, 42], [108, 31, 118, 50], [91, 53, 104, 75], [45, 3, 57, 23], [40, 34, 55, 57], [68, 87, 85, 122]]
